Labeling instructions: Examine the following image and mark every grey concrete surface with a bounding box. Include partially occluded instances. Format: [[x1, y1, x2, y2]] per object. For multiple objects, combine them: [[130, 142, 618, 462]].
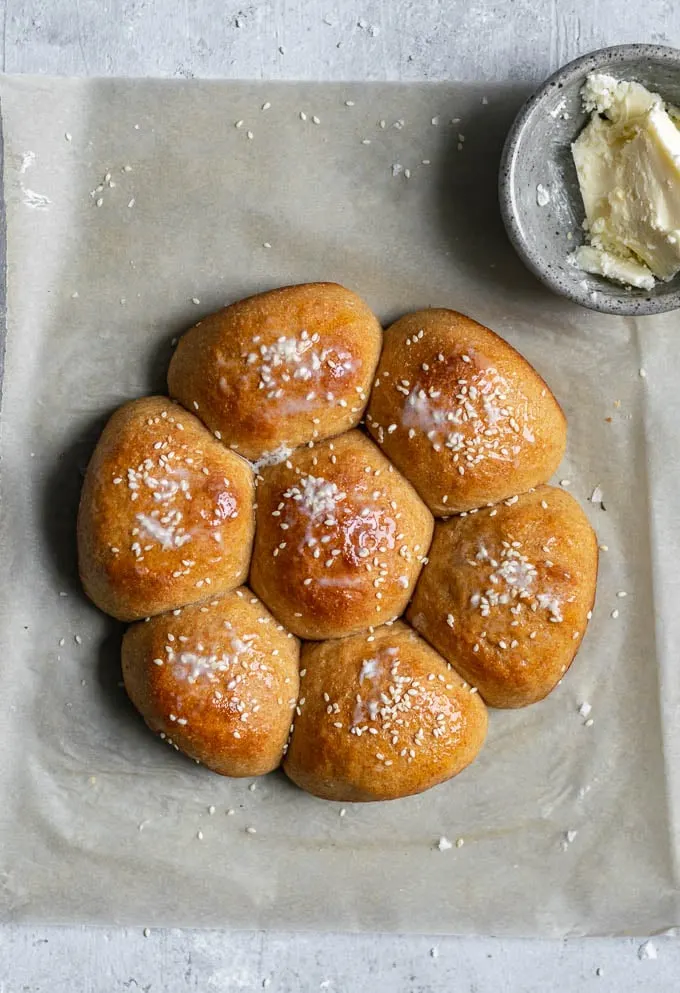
[[1, 1, 679, 989]]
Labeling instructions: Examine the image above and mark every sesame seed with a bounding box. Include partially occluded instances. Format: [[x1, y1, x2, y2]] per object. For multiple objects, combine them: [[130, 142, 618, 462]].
[[611, 609, 619, 619], [455, 837, 464, 848], [143, 928, 151, 938], [245, 826, 257, 835], [197, 830, 204, 840]]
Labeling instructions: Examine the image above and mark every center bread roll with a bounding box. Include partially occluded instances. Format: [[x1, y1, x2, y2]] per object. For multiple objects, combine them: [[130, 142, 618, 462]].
[[250, 431, 434, 639]]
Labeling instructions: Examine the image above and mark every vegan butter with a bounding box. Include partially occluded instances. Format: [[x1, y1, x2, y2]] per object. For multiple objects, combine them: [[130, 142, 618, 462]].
[[571, 72, 680, 290]]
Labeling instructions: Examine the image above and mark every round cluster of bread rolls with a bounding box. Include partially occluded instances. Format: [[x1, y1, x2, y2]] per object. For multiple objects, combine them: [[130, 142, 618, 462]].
[[78, 283, 597, 802]]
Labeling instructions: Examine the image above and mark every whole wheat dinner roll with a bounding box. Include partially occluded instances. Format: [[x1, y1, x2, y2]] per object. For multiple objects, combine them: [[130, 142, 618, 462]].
[[366, 309, 566, 515], [78, 397, 255, 621], [122, 588, 300, 777], [283, 621, 487, 801], [250, 431, 434, 640], [407, 486, 597, 708], [168, 283, 382, 462]]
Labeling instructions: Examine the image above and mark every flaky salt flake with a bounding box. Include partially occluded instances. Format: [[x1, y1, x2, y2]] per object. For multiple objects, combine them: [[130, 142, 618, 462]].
[[638, 940, 657, 960], [437, 836, 452, 851]]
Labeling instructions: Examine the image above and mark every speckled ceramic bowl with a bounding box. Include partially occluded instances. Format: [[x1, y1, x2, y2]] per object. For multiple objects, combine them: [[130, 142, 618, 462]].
[[499, 44, 680, 315]]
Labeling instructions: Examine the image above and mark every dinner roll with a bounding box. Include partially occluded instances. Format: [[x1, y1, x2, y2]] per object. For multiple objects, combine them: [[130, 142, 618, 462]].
[[366, 309, 566, 515], [78, 397, 255, 621], [250, 430, 434, 639], [168, 283, 382, 462], [407, 486, 597, 708], [283, 621, 488, 801], [122, 588, 300, 776]]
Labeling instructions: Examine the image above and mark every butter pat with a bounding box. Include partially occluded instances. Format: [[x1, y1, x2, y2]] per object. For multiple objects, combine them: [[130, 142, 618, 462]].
[[571, 72, 680, 288]]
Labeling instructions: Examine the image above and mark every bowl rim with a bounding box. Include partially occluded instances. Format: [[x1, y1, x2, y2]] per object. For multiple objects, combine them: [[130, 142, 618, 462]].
[[499, 43, 680, 316]]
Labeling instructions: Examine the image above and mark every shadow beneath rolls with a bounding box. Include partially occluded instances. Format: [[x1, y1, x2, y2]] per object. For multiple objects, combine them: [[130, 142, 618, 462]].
[[144, 320, 191, 396], [40, 406, 117, 600]]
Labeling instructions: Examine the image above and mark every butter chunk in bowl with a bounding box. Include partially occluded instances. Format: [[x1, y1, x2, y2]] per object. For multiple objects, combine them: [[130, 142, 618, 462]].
[[500, 43, 680, 315]]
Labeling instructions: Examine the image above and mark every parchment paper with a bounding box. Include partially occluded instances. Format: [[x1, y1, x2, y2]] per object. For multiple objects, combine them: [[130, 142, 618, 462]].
[[0, 75, 678, 936]]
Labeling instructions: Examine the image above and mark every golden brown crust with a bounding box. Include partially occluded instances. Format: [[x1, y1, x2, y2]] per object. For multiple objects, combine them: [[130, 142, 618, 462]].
[[77, 397, 255, 621], [283, 621, 488, 801], [250, 431, 434, 639], [407, 486, 598, 708], [122, 587, 300, 777], [366, 309, 567, 515], [168, 283, 382, 461]]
